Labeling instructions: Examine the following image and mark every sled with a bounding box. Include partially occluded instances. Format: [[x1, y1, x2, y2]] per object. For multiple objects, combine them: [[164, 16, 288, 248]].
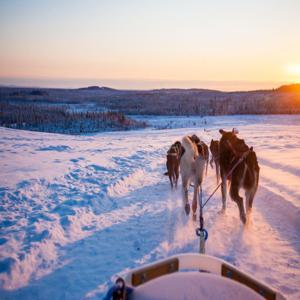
[[121, 253, 285, 300]]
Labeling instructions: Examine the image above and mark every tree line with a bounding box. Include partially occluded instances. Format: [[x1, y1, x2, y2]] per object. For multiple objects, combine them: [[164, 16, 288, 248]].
[[0, 102, 146, 134]]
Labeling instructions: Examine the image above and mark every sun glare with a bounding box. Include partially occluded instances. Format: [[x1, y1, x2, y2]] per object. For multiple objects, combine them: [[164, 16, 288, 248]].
[[286, 64, 300, 75]]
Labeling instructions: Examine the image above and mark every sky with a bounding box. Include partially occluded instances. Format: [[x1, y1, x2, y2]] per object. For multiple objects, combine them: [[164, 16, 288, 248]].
[[0, 0, 300, 90]]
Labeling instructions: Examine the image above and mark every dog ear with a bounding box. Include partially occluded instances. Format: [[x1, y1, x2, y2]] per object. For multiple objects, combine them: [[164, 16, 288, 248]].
[[250, 146, 253, 151], [219, 129, 225, 135], [232, 128, 239, 134]]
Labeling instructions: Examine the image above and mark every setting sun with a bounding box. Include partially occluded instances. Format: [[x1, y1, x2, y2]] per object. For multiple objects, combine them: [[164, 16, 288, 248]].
[[285, 64, 300, 83], [286, 64, 300, 76]]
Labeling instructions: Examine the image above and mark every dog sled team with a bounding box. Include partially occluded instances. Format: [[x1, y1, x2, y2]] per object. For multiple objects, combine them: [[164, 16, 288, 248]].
[[164, 128, 260, 224]]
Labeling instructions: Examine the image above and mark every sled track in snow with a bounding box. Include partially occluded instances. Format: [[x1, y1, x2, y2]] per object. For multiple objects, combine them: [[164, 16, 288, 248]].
[[0, 117, 300, 300]]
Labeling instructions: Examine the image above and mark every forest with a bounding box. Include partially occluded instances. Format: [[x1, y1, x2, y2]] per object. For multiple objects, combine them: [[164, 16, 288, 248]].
[[0, 102, 146, 134]]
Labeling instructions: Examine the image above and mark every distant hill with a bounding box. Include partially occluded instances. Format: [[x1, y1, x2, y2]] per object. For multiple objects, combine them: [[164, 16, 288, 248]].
[[276, 83, 300, 92], [77, 86, 117, 91], [1, 84, 300, 115]]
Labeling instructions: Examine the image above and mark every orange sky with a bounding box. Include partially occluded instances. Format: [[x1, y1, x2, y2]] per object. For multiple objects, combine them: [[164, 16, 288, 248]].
[[0, 0, 300, 90]]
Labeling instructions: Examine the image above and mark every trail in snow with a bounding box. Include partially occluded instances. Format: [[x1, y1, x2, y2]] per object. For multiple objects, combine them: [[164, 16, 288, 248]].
[[0, 115, 299, 300]]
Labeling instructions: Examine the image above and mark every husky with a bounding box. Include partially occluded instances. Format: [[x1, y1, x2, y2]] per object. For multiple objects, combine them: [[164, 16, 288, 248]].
[[180, 135, 206, 215], [219, 129, 260, 224], [210, 139, 220, 183], [165, 141, 183, 188]]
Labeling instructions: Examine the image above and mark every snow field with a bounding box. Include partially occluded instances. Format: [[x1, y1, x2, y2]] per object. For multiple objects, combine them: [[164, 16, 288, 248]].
[[0, 115, 299, 299]]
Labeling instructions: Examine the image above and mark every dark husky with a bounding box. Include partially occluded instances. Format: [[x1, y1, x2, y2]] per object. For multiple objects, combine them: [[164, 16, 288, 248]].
[[200, 141, 209, 176], [165, 141, 183, 188], [219, 129, 260, 224], [210, 139, 220, 183]]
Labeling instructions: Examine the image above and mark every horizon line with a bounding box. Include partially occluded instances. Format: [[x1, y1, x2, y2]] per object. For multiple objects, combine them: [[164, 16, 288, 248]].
[[0, 76, 297, 92]]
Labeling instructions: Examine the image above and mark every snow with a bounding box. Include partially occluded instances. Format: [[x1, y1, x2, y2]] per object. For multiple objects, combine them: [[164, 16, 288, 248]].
[[0, 115, 299, 300]]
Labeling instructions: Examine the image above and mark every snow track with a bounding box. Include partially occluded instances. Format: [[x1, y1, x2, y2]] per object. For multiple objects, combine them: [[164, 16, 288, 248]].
[[0, 115, 299, 300]]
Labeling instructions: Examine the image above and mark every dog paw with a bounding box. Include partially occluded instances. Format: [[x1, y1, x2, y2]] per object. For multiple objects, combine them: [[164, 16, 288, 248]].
[[240, 214, 247, 224], [246, 208, 252, 215], [185, 203, 190, 215], [218, 208, 226, 215], [192, 201, 197, 214], [245, 212, 253, 225]]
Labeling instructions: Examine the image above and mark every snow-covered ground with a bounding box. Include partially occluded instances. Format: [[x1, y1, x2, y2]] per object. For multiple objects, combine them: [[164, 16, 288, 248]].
[[0, 115, 299, 300]]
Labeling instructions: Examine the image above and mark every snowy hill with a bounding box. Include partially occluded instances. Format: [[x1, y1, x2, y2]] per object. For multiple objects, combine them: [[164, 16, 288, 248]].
[[1, 85, 300, 115], [0, 115, 299, 300]]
